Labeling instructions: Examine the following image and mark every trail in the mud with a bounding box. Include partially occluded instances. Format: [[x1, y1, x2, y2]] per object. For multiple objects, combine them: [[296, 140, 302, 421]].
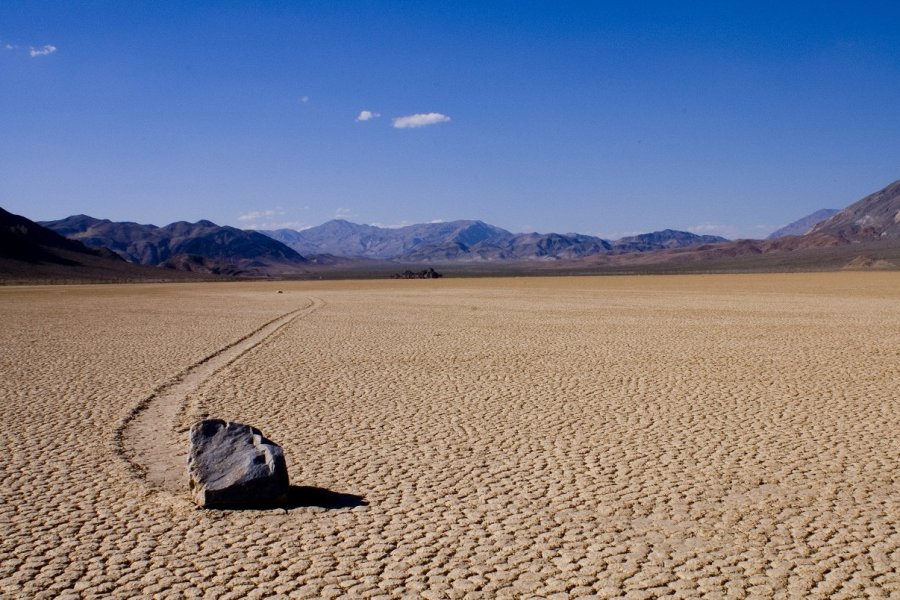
[[116, 297, 324, 493]]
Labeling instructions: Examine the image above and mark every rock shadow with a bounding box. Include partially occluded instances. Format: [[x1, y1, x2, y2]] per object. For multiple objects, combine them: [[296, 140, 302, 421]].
[[211, 486, 368, 511], [283, 486, 368, 510]]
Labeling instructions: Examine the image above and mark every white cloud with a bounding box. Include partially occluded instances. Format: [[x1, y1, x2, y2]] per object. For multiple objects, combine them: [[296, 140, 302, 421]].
[[245, 220, 309, 231], [238, 208, 311, 231], [335, 207, 357, 219], [687, 223, 738, 239], [299, 96, 309, 103], [594, 230, 640, 240], [369, 220, 411, 229], [29, 45, 56, 57], [355, 110, 380, 122], [238, 209, 280, 222], [4, 43, 17, 50], [392, 112, 451, 129], [368, 219, 447, 228]]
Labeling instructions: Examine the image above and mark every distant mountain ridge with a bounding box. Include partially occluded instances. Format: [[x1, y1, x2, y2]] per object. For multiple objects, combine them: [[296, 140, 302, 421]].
[[768, 209, 840, 239], [262, 220, 727, 262], [40, 215, 306, 272], [264, 219, 513, 259]]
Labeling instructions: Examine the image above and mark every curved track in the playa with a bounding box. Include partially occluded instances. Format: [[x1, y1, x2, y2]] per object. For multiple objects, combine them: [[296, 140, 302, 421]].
[[113, 297, 324, 494]]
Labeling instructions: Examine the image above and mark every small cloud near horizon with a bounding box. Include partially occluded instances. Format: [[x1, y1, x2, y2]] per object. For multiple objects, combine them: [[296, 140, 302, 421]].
[[369, 219, 447, 228], [334, 207, 357, 220], [238, 209, 280, 222], [369, 220, 411, 229], [392, 112, 451, 129], [355, 110, 380, 122], [594, 230, 633, 240], [244, 221, 310, 231], [687, 222, 739, 239], [237, 208, 311, 230], [29, 45, 57, 57]]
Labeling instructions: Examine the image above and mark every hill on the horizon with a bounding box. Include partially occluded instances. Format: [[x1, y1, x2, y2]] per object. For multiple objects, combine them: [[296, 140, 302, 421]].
[[0, 207, 209, 282], [1, 207, 112, 265], [262, 220, 727, 262], [40, 215, 307, 274]]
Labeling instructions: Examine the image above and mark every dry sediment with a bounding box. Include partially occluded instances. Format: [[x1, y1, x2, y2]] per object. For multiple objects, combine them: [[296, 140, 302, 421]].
[[1, 274, 899, 598]]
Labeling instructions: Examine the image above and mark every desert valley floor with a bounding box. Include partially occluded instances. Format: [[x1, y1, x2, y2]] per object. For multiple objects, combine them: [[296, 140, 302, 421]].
[[1, 273, 899, 599]]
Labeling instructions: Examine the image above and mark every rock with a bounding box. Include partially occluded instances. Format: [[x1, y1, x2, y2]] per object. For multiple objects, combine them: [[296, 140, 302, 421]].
[[187, 419, 289, 508], [391, 267, 443, 279]]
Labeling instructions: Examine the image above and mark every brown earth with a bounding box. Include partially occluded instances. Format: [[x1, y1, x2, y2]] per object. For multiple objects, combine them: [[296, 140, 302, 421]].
[[1, 274, 899, 598]]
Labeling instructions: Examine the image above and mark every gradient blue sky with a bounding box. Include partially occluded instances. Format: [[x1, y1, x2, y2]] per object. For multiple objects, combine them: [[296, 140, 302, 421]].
[[2, 1, 899, 239]]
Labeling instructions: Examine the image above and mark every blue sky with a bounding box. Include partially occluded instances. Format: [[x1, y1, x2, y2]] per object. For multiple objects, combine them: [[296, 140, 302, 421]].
[[2, 1, 899, 239]]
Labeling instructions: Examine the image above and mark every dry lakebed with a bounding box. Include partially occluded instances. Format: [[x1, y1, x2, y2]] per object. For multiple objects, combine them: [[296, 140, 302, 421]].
[[1, 273, 899, 598]]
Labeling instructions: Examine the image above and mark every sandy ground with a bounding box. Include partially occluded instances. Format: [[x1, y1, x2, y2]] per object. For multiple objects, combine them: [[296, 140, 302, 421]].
[[1, 273, 899, 599]]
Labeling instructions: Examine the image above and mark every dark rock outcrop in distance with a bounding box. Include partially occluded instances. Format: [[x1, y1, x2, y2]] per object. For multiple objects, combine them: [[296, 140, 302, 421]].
[[768, 209, 840, 239], [392, 268, 443, 279], [187, 419, 289, 509]]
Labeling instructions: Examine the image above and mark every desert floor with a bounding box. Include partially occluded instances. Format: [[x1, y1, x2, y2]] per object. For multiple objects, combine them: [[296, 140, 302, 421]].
[[1, 273, 899, 599]]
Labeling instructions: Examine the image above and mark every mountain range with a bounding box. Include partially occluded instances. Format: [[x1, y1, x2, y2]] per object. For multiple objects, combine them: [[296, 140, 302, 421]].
[[38, 215, 728, 266], [261, 221, 726, 262], [4, 178, 899, 281]]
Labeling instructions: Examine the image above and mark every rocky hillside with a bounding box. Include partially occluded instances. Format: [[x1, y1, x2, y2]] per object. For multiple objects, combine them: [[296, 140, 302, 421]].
[[808, 180, 900, 241], [2, 208, 113, 265]]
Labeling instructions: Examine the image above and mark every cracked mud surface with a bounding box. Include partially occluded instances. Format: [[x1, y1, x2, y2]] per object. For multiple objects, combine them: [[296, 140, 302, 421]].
[[1, 274, 899, 598]]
